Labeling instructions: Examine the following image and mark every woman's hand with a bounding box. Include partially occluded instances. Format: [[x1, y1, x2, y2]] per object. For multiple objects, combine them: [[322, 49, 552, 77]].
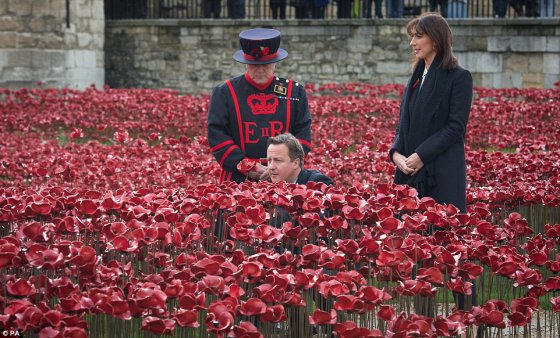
[[392, 151, 414, 175], [405, 153, 424, 176]]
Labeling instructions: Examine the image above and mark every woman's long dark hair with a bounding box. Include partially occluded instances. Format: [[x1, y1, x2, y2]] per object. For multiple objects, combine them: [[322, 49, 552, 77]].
[[406, 13, 458, 71]]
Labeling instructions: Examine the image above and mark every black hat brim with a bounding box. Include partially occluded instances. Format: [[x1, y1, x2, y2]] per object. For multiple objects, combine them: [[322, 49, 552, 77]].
[[233, 48, 288, 65]]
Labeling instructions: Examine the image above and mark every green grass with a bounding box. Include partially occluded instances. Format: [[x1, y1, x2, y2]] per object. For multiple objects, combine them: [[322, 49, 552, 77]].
[[483, 146, 517, 153]]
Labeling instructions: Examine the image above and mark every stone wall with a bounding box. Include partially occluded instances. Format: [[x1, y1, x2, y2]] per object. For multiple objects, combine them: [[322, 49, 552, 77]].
[[105, 18, 560, 94], [0, 0, 104, 89]]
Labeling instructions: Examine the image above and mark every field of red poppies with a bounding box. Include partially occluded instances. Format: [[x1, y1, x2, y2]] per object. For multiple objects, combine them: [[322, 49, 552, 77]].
[[0, 83, 559, 337]]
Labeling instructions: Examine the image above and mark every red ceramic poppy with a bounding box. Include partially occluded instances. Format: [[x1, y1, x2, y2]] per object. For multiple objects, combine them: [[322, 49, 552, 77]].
[[69, 245, 97, 267], [232, 321, 263, 338], [21, 222, 45, 241], [457, 262, 483, 280], [254, 284, 285, 303], [508, 311, 530, 327], [308, 308, 337, 325], [510, 297, 538, 315], [446, 277, 473, 295], [282, 291, 306, 307], [38, 326, 61, 338], [199, 275, 228, 296], [163, 279, 184, 298], [551, 297, 560, 312], [472, 307, 506, 328], [253, 224, 284, 243], [358, 238, 380, 256], [342, 205, 365, 220], [29, 201, 52, 216], [51, 277, 79, 299], [60, 293, 87, 313], [318, 280, 350, 298], [386, 312, 434, 337], [6, 278, 36, 297], [433, 317, 464, 337], [416, 267, 444, 286], [334, 295, 372, 314], [513, 267, 542, 286], [336, 270, 366, 287], [336, 239, 359, 254], [261, 305, 287, 323], [376, 305, 395, 321], [333, 320, 384, 338], [246, 205, 267, 224], [301, 244, 322, 261], [61, 326, 88, 338], [113, 128, 130, 144], [378, 217, 403, 234], [205, 301, 235, 333], [77, 199, 99, 216], [178, 292, 206, 310], [105, 298, 131, 319], [401, 214, 428, 232], [324, 215, 348, 231], [0, 242, 19, 269], [15, 305, 43, 331], [357, 285, 392, 305], [133, 287, 167, 310], [394, 280, 435, 297], [241, 261, 263, 279], [38, 309, 63, 328], [237, 159, 257, 174], [192, 257, 222, 277], [375, 250, 407, 267], [173, 309, 200, 328], [239, 298, 267, 316], [141, 316, 175, 335], [494, 261, 518, 277]]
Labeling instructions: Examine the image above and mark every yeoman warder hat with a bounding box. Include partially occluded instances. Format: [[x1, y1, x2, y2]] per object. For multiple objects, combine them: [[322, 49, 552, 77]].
[[233, 28, 288, 65]]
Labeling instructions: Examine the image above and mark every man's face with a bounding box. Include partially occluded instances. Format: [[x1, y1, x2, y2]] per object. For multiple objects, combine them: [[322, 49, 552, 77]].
[[246, 63, 276, 85], [267, 143, 300, 183]]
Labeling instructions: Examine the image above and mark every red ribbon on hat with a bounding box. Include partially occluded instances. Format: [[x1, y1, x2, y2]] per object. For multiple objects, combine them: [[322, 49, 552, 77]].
[[243, 52, 279, 61]]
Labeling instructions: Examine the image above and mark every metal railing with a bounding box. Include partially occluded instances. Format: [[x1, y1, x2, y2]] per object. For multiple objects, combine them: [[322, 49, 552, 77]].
[[105, 0, 546, 20]]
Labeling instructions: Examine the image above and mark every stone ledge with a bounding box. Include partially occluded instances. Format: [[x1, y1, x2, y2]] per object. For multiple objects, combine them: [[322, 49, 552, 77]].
[[105, 20, 560, 91], [105, 18, 560, 28]]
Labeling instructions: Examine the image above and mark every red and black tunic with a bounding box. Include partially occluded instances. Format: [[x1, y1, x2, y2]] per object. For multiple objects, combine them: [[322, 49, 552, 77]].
[[207, 73, 312, 183]]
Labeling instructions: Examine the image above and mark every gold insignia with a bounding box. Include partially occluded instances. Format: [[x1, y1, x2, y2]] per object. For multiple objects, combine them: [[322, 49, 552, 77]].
[[273, 84, 287, 95]]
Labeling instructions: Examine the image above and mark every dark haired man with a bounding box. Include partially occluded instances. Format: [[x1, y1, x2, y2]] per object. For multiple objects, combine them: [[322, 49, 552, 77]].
[[267, 133, 332, 185]]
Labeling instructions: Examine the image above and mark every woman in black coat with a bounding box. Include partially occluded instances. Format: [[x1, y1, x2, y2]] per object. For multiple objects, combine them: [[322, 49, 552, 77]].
[[390, 13, 472, 214], [390, 13, 479, 337]]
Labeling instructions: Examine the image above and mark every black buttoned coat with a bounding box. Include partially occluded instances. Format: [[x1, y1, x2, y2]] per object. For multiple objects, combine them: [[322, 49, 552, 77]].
[[390, 55, 473, 212], [296, 169, 333, 186]]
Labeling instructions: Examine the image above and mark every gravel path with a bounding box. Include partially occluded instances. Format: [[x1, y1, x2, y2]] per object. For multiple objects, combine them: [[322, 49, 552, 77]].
[[478, 311, 559, 338]]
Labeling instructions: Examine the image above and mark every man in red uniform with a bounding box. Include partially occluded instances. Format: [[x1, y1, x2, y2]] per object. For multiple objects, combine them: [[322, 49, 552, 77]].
[[207, 28, 312, 183]]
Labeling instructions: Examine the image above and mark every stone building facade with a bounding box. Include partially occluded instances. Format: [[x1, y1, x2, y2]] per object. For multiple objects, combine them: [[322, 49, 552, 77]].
[[105, 19, 560, 94], [0, 0, 104, 89]]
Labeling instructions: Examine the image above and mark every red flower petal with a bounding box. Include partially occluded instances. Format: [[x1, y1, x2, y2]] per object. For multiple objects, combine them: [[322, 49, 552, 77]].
[[261, 305, 287, 323], [174, 309, 200, 328], [416, 267, 444, 286], [239, 298, 267, 316], [309, 309, 337, 325], [6, 278, 35, 296], [141, 316, 175, 335], [376, 305, 395, 321], [233, 321, 263, 338]]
